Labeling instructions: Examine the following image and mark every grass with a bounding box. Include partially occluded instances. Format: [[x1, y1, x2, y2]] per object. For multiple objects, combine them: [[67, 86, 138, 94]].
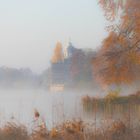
[[0, 119, 140, 140], [82, 90, 140, 114], [0, 91, 140, 140]]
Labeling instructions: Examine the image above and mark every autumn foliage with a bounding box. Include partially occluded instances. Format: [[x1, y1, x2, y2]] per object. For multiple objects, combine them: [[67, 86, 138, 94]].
[[51, 42, 64, 63], [94, 0, 140, 86], [98, 0, 125, 21]]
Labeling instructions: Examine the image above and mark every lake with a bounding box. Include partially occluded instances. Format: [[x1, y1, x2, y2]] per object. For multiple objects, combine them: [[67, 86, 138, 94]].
[[0, 88, 96, 129]]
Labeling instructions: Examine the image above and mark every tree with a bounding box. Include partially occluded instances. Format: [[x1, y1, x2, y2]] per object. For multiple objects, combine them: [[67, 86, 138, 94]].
[[98, 0, 125, 21], [94, 0, 140, 86], [98, 0, 140, 52], [51, 42, 64, 63], [94, 32, 140, 85]]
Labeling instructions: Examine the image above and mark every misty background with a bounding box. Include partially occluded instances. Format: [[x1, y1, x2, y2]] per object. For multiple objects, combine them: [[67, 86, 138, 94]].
[[0, 0, 107, 74], [0, 0, 139, 131]]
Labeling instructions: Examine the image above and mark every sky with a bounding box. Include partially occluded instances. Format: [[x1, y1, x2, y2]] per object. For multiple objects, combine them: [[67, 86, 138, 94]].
[[0, 0, 107, 74]]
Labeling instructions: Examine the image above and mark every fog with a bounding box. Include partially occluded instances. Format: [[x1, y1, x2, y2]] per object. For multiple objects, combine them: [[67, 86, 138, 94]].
[[0, 0, 139, 132], [0, 89, 99, 129], [0, 0, 107, 73]]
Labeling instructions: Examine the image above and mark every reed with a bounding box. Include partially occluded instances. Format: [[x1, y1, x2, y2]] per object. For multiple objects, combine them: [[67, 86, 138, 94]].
[[0, 119, 139, 140]]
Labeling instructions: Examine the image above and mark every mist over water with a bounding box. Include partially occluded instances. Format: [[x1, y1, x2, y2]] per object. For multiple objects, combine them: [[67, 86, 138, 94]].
[[0, 88, 99, 129]]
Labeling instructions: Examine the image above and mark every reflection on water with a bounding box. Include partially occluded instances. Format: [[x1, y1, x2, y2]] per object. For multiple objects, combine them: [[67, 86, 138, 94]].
[[0, 89, 93, 128]]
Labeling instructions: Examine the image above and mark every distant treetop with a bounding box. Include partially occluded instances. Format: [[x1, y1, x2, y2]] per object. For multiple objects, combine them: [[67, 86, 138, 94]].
[[51, 42, 64, 63]]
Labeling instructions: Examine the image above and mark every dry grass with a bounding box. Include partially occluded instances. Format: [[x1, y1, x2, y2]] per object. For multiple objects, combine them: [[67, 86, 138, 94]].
[[82, 91, 140, 114], [0, 119, 139, 140], [0, 122, 29, 140], [0, 92, 140, 140]]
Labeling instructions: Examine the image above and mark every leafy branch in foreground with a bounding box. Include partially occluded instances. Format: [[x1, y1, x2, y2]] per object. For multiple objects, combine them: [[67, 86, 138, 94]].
[[94, 0, 140, 86]]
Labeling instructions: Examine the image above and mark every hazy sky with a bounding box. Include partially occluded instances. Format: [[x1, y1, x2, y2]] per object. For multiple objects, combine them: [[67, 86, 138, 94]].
[[0, 0, 107, 73]]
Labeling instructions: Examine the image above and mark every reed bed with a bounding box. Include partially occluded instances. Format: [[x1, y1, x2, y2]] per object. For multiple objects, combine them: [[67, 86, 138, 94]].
[[0, 119, 139, 140], [0, 91, 140, 140], [82, 91, 140, 115]]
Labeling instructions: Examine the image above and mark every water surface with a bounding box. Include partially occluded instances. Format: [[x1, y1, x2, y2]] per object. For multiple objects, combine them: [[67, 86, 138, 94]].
[[0, 89, 93, 128]]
